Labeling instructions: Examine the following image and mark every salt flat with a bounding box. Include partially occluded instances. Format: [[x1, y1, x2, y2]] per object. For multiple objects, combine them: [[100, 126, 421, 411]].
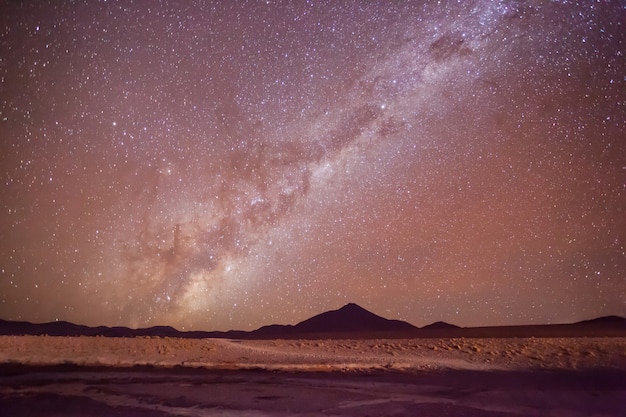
[[1, 336, 625, 416]]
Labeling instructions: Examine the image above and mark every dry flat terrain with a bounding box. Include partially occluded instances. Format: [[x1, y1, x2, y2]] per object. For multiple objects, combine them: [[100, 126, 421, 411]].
[[1, 335, 626, 371], [1, 335, 625, 416]]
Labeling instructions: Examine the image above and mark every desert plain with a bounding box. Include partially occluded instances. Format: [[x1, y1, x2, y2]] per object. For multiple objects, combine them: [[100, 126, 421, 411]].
[[1, 334, 625, 416]]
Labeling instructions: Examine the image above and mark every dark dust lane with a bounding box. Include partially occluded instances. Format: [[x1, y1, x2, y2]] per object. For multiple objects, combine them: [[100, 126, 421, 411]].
[[0, 364, 625, 417]]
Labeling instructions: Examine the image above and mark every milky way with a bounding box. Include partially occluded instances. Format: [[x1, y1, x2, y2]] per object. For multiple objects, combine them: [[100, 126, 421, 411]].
[[1, 1, 624, 330]]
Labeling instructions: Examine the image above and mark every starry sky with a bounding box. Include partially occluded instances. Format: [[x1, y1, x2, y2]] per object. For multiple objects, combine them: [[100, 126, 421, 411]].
[[1, 0, 624, 331]]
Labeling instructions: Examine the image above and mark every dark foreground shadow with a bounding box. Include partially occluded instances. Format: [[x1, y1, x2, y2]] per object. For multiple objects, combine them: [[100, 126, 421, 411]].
[[1, 364, 625, 416]]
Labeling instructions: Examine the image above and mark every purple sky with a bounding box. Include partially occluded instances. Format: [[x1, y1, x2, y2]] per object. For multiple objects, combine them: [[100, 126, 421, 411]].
[[1, 0, 624, 330]]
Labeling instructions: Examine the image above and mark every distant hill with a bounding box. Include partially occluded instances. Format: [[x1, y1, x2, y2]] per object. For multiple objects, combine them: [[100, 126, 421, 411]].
[[574, 315, 626, 326], [0, 319, 94, 337], [421, 321, 461, 330], [0, 318, 237, 339]]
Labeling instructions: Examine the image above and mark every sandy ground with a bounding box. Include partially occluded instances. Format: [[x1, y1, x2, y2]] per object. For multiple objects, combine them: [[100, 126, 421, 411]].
[[1, 336, 625, 416], [1, 335, 625, 371]]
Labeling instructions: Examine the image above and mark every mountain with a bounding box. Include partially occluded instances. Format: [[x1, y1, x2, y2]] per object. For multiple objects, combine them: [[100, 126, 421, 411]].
[[574, 315, 626, 327], [2, 308, 625, 339], [294, 303, 417, 333], [0, 303, 418, 339], [0, 319, 93, 337], [251, 323, 295, 337], [253, 303, 417, 337], [421, 321, 461, 330], [0, 318, 239, 339]]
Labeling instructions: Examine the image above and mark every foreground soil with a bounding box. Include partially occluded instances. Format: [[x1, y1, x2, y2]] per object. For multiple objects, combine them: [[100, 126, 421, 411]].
[[1, 336, 625, 416]]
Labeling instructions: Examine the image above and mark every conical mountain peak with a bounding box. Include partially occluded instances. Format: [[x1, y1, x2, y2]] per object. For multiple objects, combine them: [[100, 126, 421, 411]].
[[292, 303, 417, 333]]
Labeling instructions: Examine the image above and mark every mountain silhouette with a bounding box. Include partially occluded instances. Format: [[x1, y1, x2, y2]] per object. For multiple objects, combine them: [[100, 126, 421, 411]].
[[293, 303, 417, 333], [421, 321, 460, 330], [2, 308, 625, 339], [0, 318, 236, 339], [574, 315, 626, 327], [252, 303, 417, 337]]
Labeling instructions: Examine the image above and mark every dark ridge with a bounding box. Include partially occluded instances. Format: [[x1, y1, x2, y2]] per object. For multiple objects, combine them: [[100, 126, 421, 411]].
[[135, 326, 180, 337], [2, 311, 625, 340], [574, 316, 626, 326], [421, 321, 461, 330], [0, 319, 92, 337], [251, 324, 295, 337]]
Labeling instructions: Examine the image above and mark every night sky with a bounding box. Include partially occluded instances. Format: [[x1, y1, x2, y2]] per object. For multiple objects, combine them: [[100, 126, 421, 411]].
[[1, 1, 624, 331]]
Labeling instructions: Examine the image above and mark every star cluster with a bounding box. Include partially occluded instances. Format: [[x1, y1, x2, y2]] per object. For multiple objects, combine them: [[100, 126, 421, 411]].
[[1, 0, 624, 330]]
